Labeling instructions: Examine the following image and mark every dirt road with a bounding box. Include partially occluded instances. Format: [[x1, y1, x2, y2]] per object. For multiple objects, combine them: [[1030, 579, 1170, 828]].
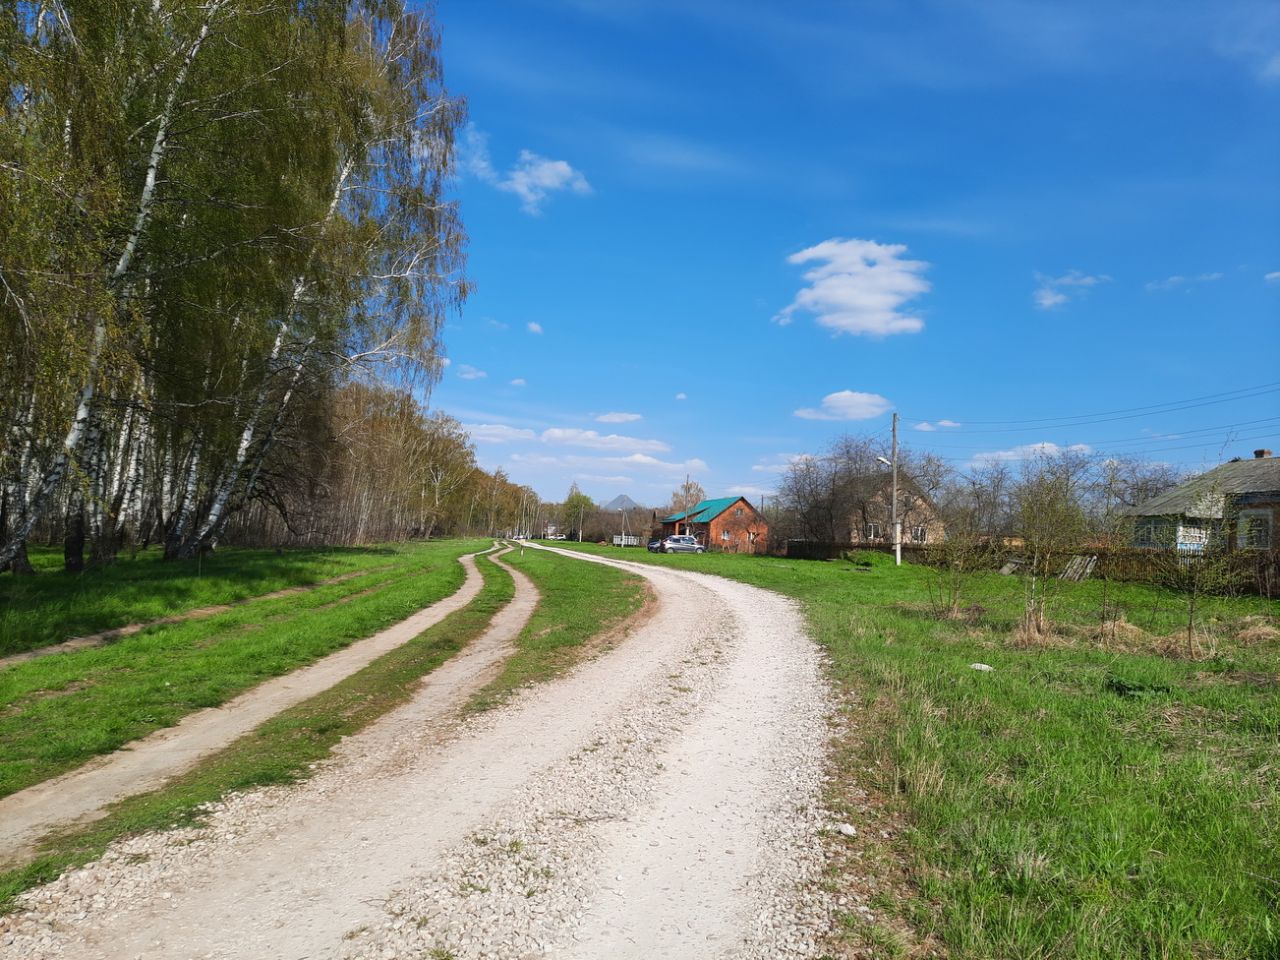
[[0, 545, 503, 866], [5, 545, 834, 959]]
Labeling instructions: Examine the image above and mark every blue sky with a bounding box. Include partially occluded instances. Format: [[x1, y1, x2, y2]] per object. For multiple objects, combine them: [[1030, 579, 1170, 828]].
[[426, 0, 1280, 506]]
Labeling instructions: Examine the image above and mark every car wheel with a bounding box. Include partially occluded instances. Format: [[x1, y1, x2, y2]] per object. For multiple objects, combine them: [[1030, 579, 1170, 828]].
[[664, 547, 674, 553], [695, 548, 704, 553]]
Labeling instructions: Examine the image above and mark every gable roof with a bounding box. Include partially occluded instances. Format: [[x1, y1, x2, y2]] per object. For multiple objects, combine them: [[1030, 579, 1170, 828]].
[[661, 496, 752, 524], [1126, 456, 1280, 519]]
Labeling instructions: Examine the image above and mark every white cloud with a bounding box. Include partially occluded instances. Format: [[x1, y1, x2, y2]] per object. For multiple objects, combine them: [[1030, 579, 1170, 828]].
[[466, 423, 537, 443], [1266, 271, 1280, 283], [604, 453, 708, 473], [462, 125, 591, 215], [540, 428, 669, 453], [510, 378, 527, 387], [674, 392, 687, 400], [1033, 270, 1111, 310], [1262, 52, 1280, 81], [439, 357, 452, 367], [456, 364, 487, 380], [574, 473, 633, 485], [487, 318, 510, 330], [728, 484, 773, 497], [775, 238, 929, 337], [937, 419, 961, 428], [595, 411, 642, 423], [915, 419, 961, 431], [971, 441, 1093, 464], [500, 151, 591, 215], [1145, 272, 1222, 292], [794, 390, 893, 421], [527, 321, 544, 334], [752, 453, 811, 473]]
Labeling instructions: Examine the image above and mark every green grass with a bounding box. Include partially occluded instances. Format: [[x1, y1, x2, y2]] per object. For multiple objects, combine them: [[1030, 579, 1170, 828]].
[[466, 544, 647, 712], [0, 539, 487, 799], [549, 542, 1280, 960], [0, 550, 515, 912], [0, 543, 421, 655]]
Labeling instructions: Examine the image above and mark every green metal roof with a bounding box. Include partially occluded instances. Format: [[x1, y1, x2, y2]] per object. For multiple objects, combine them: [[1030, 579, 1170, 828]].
[[661, 497, 745, 524]]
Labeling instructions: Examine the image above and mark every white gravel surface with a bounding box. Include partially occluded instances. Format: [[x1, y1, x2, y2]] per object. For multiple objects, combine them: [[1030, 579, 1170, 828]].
[[0, 545, 502, 867], [2, 545, 836, 959]]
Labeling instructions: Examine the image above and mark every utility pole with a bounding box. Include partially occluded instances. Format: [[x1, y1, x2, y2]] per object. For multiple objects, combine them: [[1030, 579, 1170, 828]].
[[891, 411, 901, 566]]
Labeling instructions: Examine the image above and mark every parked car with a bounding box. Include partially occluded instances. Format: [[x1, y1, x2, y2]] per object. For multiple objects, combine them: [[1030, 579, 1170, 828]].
[[657, 534, 704, 554]]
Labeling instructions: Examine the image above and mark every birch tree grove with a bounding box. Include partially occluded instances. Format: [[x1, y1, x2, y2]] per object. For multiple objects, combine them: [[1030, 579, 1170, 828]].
[[1, 1, 470, 570]]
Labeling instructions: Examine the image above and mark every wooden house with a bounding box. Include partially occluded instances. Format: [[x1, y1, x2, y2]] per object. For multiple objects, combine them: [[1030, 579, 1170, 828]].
[[658, 496, 769, 554], [1125, 449, 1278, 551]]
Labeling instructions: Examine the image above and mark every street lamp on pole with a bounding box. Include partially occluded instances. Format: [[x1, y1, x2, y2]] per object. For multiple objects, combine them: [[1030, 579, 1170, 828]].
[[875, 411, 902, 566]]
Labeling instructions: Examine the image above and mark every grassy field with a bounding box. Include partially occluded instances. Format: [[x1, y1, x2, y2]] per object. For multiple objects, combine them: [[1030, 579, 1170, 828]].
[[466, 544, 648, 712], [550, 542, 1280, 960], [0, 539, 487, 799], [0, 551, 516, 911], [0, 544, 424, 655]]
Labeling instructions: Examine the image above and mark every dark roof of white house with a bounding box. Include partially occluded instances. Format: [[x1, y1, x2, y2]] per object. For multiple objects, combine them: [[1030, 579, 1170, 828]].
[[1126, 455, 1280, 518]]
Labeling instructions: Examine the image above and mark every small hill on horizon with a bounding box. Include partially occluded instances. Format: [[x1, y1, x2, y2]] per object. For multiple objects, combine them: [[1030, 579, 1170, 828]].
[[599, 494, 645, 512]]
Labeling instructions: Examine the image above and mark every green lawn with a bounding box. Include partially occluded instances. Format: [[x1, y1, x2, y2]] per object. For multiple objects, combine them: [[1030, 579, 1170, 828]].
[[0, 539, 487, 799], [466, 544, 647, 712], [0, 550, 516, 911], [0, 543, 421, 655], [549, 542, 1280, 960]]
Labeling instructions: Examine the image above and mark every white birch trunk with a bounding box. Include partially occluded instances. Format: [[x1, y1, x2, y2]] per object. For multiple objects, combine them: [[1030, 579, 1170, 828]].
[[0, 4, 224, 569]]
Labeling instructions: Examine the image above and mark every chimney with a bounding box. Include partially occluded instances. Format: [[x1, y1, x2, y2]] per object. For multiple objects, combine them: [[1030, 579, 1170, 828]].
[[1255, 449, 1273, 459]]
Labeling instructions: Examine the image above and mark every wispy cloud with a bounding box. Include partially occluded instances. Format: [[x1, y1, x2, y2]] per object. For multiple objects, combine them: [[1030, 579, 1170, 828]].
[[1266, 270, 1280, 283], [1033, 270, 1111, 310], [914, 419, 961, 431], [510, 378, 527, 387], [971, 441, 1092, 465], [752, 453, 811, 473], [674, 392, 687, 400], [728, 484, 773, 497], [462, 125, 591, 215], [467, 423, 537, 443], [794, 390, 893, 421], [775, 238, 930, 337], [1145, 272, 1222, 292], [540, 428, 669, 453], [527, 321, 544, 334], [604, 453, 709, 473], [574, 473, 633, 485], [595, 412, 642, 423], [456, 364, 488, 380]]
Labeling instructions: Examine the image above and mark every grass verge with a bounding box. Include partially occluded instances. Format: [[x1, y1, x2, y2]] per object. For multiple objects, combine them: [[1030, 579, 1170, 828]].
[[0, 539, 486, 799], [1, 544, 423, 655], [466, 544, 648, 713], [0, 551, 515, 912], [549, 542, 1280, 960]]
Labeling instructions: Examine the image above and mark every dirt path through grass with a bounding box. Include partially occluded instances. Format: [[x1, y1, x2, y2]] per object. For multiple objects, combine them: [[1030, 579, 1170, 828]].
[[0, 567, 397, 671], [0, 544, 513, 866], [4, 543, 833, 960]]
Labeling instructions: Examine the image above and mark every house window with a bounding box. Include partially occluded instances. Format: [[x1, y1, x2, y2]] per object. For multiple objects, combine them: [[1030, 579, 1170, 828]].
[[911, 525, 927, 543], [734, 508, 743, 517], [1134, 519, 1173, 548], [748, 530, 757, 543], [1237, 510, 1273, 550], [865, 522, 881, 540], [721, 530, 732, 541]]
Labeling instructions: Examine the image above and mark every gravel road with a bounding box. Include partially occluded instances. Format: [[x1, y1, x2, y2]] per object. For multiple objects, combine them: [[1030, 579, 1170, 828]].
[[0, 545, 501, 867], [3, 545, 835, 959]]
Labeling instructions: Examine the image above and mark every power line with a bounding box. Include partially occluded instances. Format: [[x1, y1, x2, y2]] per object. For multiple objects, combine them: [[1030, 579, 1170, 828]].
[[900, 381, 1280, 432], [908, 415, 1280, 450]]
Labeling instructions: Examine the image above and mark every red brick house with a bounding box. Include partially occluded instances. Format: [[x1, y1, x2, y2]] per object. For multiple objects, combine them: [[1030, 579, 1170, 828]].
[[658, 496, 769, 554]]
